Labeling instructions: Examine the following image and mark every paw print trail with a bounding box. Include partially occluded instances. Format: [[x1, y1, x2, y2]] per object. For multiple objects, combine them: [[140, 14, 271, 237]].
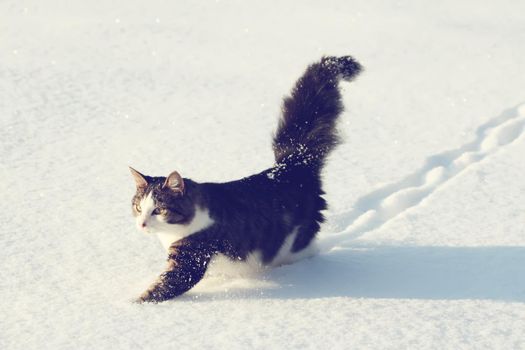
[[322, 103, 525, 251]]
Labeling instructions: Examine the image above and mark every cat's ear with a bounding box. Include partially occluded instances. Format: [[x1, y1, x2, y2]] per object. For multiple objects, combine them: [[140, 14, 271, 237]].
[[163, 171, 185, 195], [129, 166, 148, 190]]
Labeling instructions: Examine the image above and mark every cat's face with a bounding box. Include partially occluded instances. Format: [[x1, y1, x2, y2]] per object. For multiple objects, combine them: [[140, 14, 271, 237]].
[[129, 167, 195, 234]]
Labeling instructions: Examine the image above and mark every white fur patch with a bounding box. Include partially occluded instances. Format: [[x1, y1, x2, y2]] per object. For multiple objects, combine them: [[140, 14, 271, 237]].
[[136, 192, 155, 230], [206, 251, 265, 278], [155, 206, 214, 251]]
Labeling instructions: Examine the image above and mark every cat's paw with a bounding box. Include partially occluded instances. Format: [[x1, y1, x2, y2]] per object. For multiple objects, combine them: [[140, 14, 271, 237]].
[[134, 290, 162, 304], [133, 296, 159, 304], [132, 296, 146, 304], [132, 290, 152, 304]]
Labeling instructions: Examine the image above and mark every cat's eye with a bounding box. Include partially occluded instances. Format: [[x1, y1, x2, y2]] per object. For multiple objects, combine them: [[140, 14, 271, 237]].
[[152, 208, 168, 216], [134, 204, 142, 213]]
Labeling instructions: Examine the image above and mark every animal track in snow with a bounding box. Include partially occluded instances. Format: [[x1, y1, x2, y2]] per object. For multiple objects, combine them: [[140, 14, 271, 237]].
[[322, 103, 525, 250]]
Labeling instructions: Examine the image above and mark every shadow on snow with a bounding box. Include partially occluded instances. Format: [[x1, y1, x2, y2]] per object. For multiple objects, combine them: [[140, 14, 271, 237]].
[[183, 245, 525, 303]]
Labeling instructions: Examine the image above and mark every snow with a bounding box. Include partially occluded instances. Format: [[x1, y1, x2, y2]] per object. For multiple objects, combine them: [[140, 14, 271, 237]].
[[1, 0, 525, 349]]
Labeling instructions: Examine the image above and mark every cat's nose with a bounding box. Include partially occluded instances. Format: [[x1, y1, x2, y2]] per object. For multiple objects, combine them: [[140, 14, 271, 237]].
[[141, 222, 147, 228]]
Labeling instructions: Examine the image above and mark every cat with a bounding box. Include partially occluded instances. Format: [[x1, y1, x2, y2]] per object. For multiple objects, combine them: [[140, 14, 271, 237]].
[[130, 56, 362, 303]]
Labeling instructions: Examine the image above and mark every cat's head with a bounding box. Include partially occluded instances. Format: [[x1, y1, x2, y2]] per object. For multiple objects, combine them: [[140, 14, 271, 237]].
[[129, 167, 196, 233]]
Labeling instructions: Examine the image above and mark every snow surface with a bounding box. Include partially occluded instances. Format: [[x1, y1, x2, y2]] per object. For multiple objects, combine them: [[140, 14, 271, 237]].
[[2, 0, 525, 349]]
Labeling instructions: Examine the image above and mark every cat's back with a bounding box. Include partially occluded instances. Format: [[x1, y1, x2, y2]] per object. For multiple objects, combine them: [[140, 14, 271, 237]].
[[201, 166, 319, 202]]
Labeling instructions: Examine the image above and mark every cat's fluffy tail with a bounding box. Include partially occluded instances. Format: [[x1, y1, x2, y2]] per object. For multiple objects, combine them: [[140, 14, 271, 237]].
[[272, 56, 362, 171]]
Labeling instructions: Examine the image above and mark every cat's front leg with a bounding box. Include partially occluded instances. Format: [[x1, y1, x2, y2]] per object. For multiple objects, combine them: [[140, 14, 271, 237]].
[[137, 237, 216, 303]]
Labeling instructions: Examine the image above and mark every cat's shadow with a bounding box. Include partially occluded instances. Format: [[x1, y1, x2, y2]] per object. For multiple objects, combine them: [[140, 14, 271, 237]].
[[182, 245, 525, 303]]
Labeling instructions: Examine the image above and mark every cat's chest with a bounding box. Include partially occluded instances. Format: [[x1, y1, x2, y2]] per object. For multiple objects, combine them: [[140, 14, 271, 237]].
[[156, 231, 186, 251], [155, 207, 215, 251]]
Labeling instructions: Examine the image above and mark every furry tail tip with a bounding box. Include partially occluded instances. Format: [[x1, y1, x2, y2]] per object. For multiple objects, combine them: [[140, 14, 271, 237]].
[[321, 55, 363, 81]]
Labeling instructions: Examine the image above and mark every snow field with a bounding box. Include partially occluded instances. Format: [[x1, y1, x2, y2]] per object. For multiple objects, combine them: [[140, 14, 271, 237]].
[[2, 0, 525, 349]]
